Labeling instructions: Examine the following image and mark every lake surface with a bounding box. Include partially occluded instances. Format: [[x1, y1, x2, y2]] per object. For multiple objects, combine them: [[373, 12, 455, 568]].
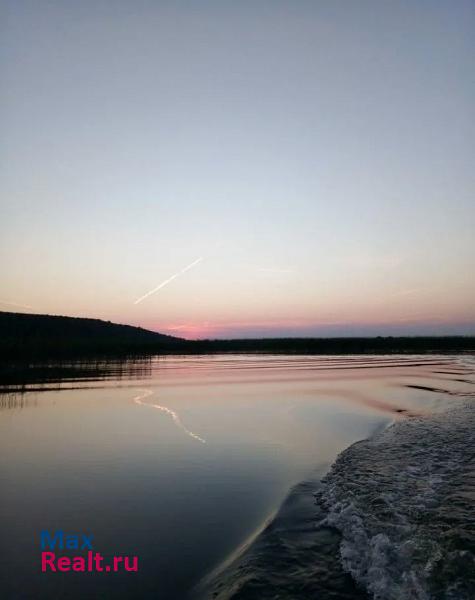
[[0, 354, 473, 599]]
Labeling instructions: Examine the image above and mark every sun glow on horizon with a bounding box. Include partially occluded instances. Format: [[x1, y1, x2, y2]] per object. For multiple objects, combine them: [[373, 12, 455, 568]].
[[1, 2, 474, 335]]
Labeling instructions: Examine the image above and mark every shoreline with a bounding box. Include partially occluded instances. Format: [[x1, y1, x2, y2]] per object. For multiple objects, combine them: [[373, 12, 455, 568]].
[[1, 311, 474, 361]]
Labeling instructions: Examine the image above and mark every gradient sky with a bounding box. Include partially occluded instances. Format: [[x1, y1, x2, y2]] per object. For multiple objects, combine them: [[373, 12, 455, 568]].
[[1, 0, 474, 338]]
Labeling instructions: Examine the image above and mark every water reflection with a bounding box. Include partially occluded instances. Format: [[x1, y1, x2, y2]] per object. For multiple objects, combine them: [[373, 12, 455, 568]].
[[0, 357, 153, 394], [134, 388, 207, 444], [0, 392, 37, 411], [0, 354, 473, 600]]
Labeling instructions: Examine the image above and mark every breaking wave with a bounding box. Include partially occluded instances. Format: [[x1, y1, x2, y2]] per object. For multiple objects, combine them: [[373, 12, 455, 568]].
[[316, 402, 475, 600]]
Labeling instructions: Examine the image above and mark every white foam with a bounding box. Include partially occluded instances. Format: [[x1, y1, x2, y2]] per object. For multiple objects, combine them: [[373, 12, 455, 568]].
[[316, 403, 475, 600]]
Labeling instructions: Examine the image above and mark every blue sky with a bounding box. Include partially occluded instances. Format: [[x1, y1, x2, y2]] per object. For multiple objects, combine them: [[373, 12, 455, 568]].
[[1, 1, 474, 338]]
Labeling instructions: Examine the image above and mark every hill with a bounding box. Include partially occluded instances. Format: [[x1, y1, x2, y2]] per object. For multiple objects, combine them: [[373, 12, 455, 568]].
[[0, 311, 188, 359], [1, 311, 474, 360]]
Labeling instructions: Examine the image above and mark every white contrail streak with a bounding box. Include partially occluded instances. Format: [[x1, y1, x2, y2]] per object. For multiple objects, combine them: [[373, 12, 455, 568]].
[[133, 389, 206, 444], [133, 257, 203, 304]]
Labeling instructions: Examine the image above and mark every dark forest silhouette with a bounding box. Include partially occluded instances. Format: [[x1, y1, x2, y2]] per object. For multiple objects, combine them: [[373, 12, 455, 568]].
[[1, 311, 474, 361]]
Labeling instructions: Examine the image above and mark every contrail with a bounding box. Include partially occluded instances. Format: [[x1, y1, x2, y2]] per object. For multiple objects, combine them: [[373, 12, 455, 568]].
[[134, 257, 203, 305], [133, 389, 206, 444]]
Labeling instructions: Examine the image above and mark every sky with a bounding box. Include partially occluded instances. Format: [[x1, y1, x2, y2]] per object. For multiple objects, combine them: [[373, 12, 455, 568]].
[[1, 0, 474, 339]]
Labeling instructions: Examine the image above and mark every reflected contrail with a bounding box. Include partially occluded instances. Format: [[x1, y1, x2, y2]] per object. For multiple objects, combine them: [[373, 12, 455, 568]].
[[133, 389, 206, 444], [134, 257, 203, 304]]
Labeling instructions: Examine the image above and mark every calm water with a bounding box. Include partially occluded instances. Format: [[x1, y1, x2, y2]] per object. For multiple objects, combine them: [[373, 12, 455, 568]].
[[0, 355, 473, 599]]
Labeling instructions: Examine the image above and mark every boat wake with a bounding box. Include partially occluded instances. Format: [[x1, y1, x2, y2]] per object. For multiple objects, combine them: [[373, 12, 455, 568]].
[[198, 401, 474, 600], [316, 402, 475, 600]]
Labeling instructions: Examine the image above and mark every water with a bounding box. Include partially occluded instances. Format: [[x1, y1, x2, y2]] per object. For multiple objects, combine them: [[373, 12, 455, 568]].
[[317, 402, 475, 600], [0, 355, 473, 599]]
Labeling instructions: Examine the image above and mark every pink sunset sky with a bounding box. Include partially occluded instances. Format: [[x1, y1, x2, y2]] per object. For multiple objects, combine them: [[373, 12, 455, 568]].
[[1, 1, 474, 338]]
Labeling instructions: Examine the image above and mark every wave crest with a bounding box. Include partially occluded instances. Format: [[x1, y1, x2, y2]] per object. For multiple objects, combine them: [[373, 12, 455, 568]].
[[316, 403, 475, 600]]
